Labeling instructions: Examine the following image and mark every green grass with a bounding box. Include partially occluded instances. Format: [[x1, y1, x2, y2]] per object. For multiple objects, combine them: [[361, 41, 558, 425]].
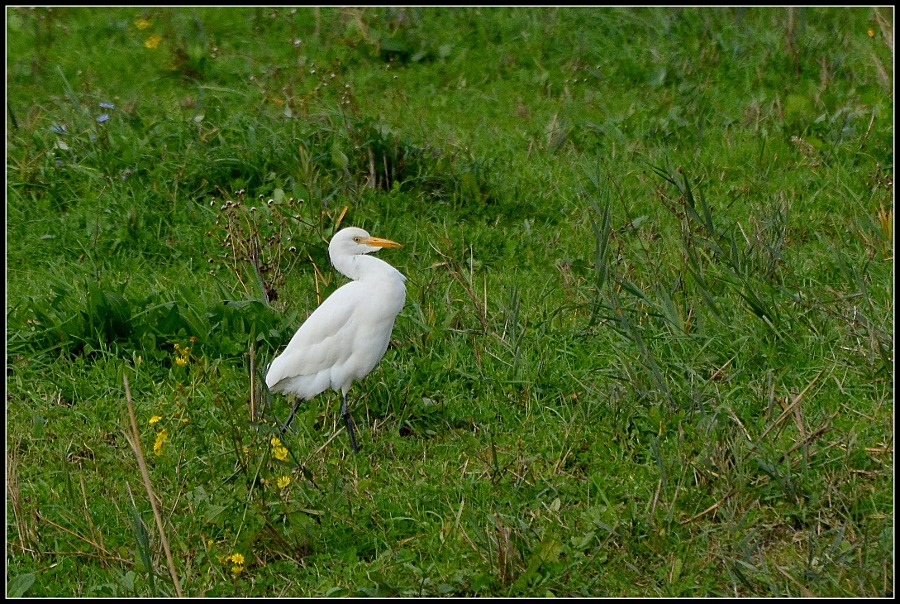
[[6, 6, 894, 597]]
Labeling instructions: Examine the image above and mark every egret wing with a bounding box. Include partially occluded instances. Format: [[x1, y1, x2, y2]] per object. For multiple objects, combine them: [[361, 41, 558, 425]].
[[265, 284, 362, 390]]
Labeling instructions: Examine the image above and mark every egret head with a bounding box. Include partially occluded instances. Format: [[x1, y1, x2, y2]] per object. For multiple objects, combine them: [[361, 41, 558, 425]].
[[330, 227, 401, 258]]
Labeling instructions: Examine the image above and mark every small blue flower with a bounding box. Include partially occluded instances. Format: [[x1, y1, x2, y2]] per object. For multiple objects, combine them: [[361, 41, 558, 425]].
[[96, 114, 110, 123], [99, 102, 115, 110]]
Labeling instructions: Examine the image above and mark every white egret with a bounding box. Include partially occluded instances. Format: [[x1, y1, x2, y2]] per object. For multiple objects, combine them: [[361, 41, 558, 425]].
[[265, 226, 406, 452]]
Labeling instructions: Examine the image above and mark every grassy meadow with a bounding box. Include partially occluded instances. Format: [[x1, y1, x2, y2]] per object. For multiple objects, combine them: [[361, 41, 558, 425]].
[[5, 7, 894, 597]]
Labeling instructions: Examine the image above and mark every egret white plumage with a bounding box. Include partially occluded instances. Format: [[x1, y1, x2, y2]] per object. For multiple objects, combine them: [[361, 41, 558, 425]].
[[265, 227, 406, 452]]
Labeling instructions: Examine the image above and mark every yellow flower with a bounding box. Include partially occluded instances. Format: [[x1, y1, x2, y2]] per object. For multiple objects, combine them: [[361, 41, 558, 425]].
[[153, 430, 168, 456], [277, 475, 291, 489], [270, 436, 289, 461], [149, 415, 162, 425], [867, 28, 875, 38], [174, 344, 190, 366], [134, 18, 152, 30], [226, 552, 245, 575], [145, 34, 163, 49]]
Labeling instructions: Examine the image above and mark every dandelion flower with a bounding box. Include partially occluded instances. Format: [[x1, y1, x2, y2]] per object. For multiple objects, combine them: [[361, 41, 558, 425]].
[[134, 18, 152, 30], [270, 437, 289, 462], [174, 344, 190, 366], [153, 430, 168, 456], [226, 553, 245, 575], [277, 475, 291, 489], [149, 415, 162, 425], [145, 34, 163, 49]]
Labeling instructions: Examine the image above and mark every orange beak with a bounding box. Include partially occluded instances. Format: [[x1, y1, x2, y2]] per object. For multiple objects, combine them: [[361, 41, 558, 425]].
[[363, 236, 402, 249]]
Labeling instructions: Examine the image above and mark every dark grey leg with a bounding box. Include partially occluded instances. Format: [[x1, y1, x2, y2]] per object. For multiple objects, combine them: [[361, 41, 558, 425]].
[[340, 392, 359, 453], [280, 398, 302, 434]]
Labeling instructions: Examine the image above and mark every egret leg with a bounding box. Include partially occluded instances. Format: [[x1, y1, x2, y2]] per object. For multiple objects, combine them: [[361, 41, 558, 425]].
[[280, 398, 303, 434], [340, 392, 359, 453]]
